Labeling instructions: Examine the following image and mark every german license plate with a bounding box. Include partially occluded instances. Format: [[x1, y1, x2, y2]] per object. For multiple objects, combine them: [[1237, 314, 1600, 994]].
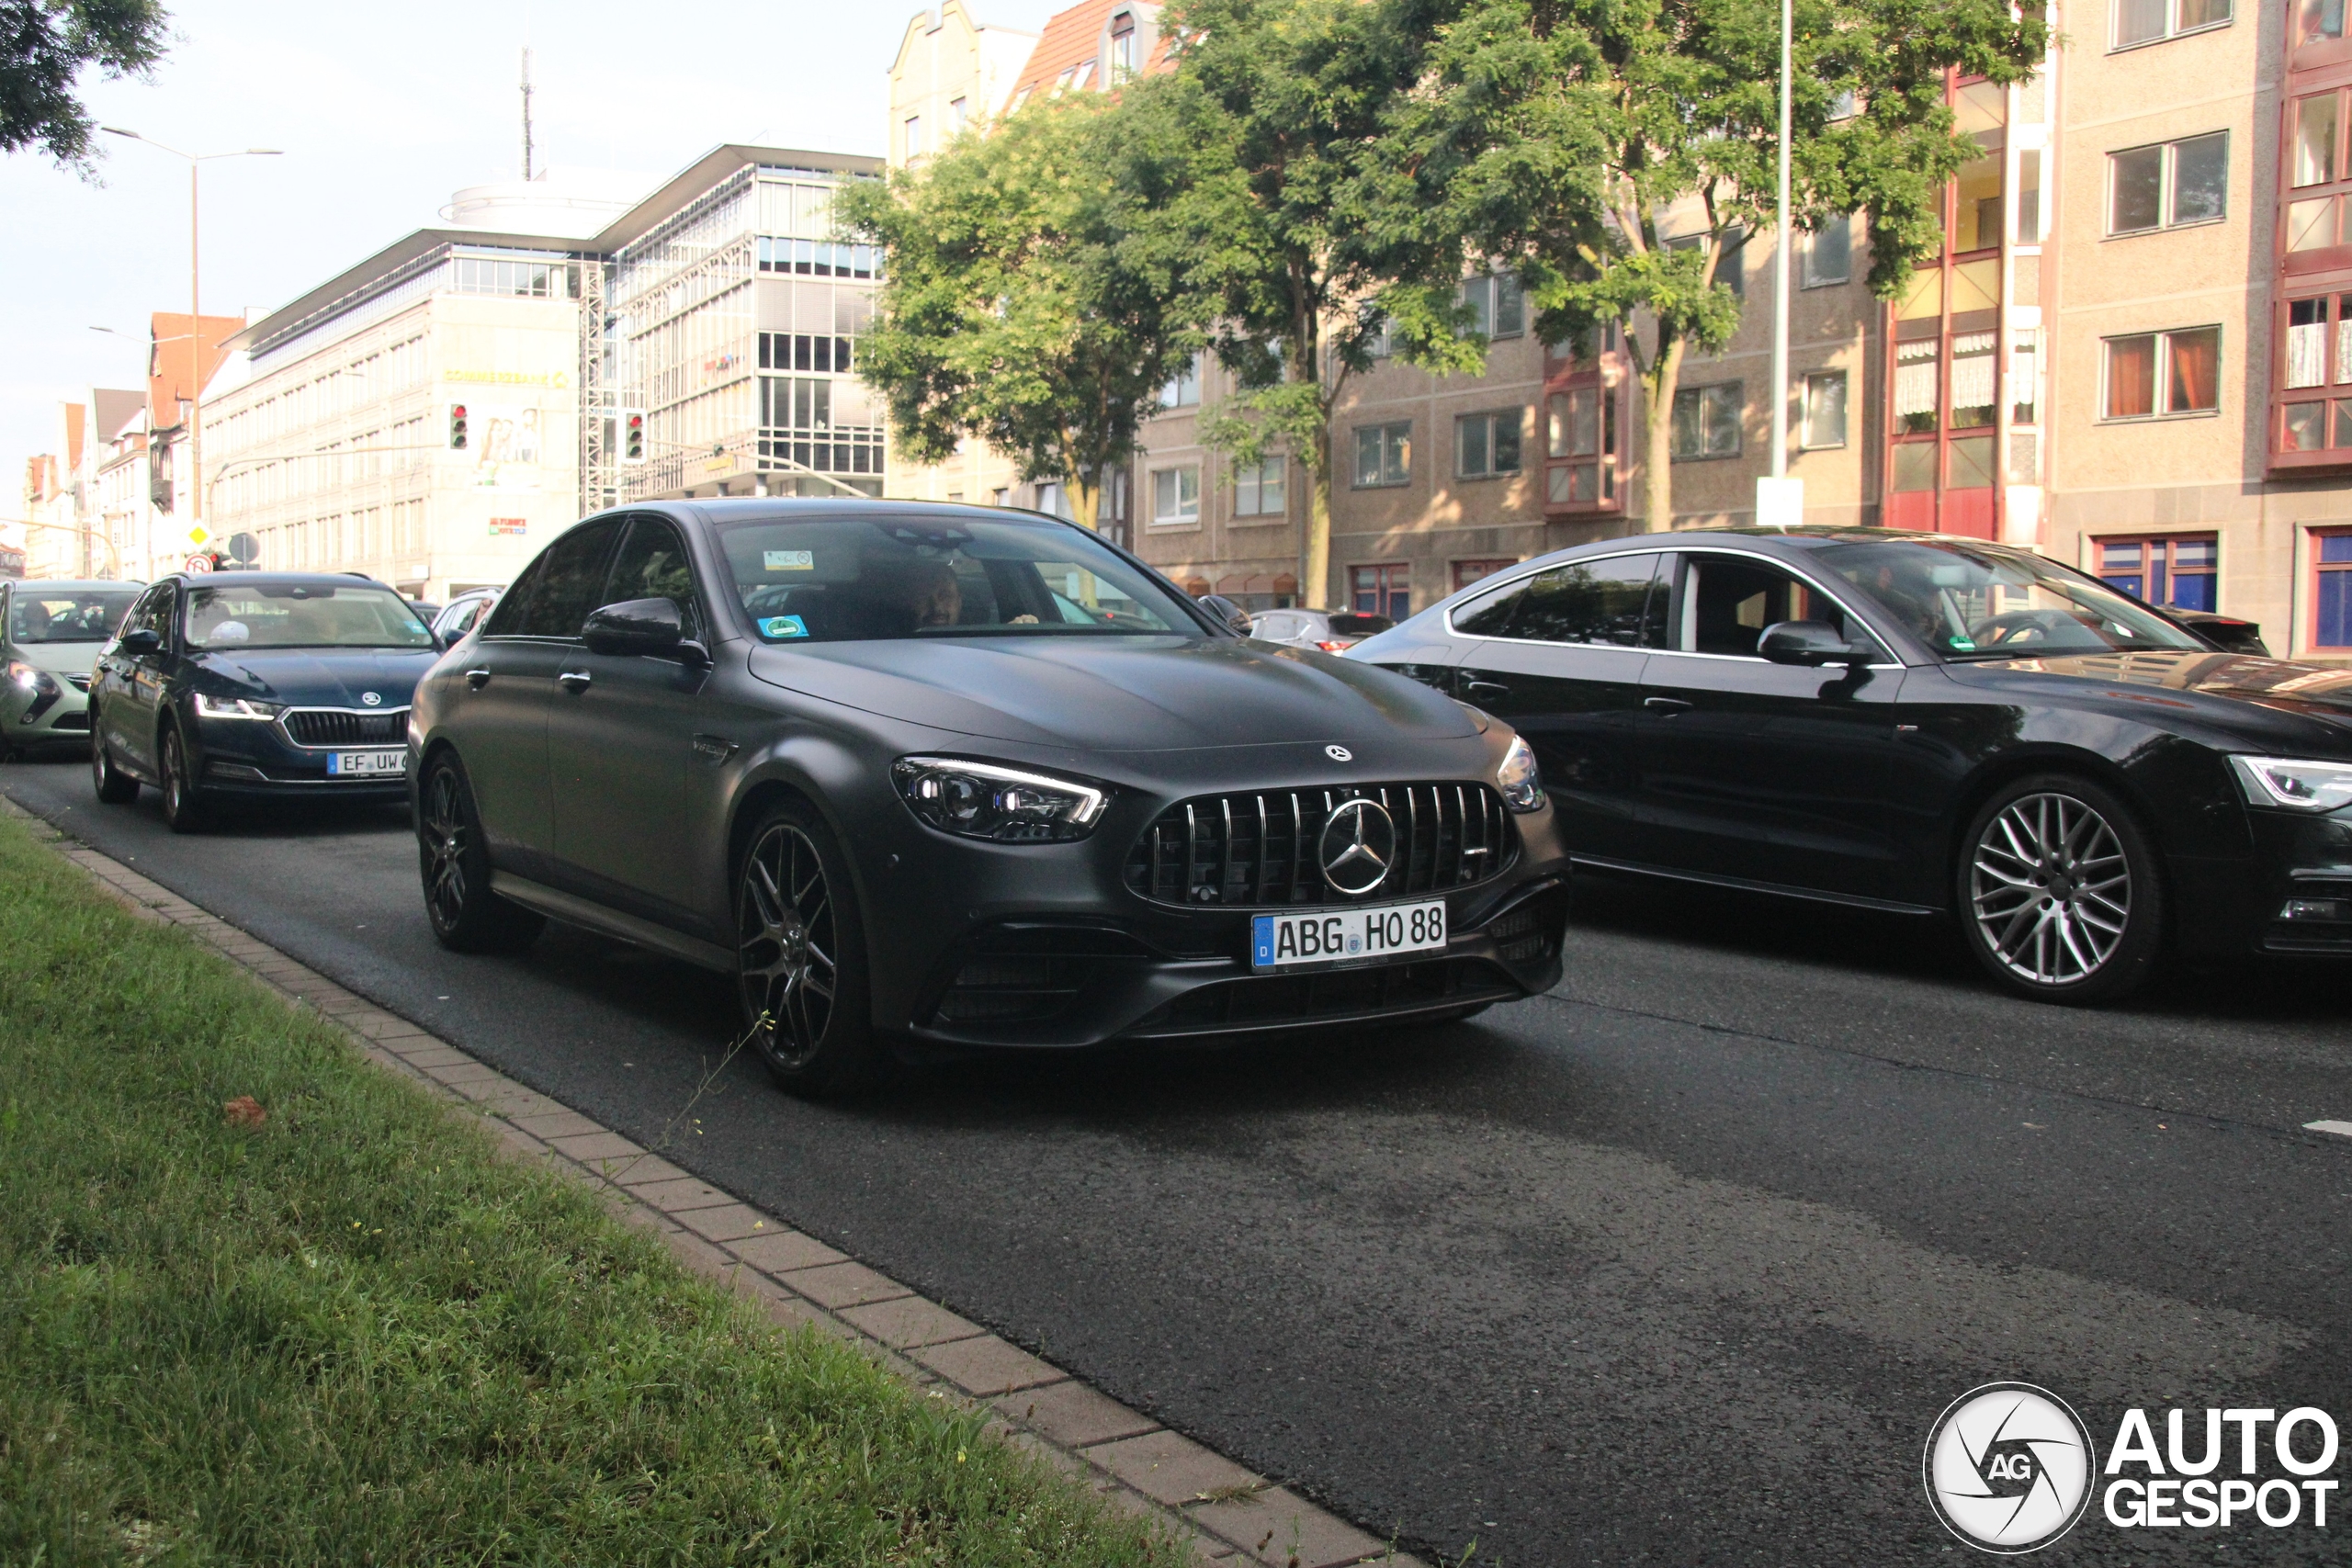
[[327, 750, 406, 777], [1250, 898, 1447, 973]]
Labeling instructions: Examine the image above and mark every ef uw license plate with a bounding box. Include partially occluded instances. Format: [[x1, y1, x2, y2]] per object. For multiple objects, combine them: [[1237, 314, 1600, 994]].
[[327, 750, 406, 778], [1250, 898, 1447, 973]]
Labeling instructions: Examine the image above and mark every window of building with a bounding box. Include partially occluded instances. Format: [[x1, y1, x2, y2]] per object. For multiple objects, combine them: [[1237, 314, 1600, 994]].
[[2316, 530, 2352, 646], [1151, 465, 1200, 525], [2298, 0, 2345, 47], [990, 487, 1010, 507], [756, 238, 879, 277], [1035, 481, 1074, 520], [1159, 354, 1201, 408], [1234, 454, 1285, 516], [1668, 231, 1745, 297], [2097, 535, 2219, 612], [1456, 410, 1524, 479], [1452, 558, 1518, 591], [1951, 333, 1998, 429], [2293, 93, 2339, 187], [1109, 12, 1138, 81], [1353, 422, 1412, 487], [759, 333, 854, 373], [2108, 133, 2228, 234], [948, 97, 968, 134], [2116, 0, 2232, 51], [1460, 273, 1526, 339], [1351, 563, 1409, 620], [1669, 382, 1742, 459], [1365, 317, 1397, 358], [2103, 327, 2220, 420], [1803, 372, 1849, 449], [1804, 217, 1852, 288], [904, 116, 922, 157], [453, 257, 567, 299]]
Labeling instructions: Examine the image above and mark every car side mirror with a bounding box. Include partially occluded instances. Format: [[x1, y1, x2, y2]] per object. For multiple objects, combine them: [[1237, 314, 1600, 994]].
[[581, 597, 684, 657], [1199, 593, 1253, 636], [1758, 620, 1875, 667], [119, 627, 162, 657]]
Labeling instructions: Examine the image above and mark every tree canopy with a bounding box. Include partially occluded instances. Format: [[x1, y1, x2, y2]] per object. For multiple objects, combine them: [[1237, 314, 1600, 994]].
[[1, 0, 174, 172], [835, 94, 1202, 533]]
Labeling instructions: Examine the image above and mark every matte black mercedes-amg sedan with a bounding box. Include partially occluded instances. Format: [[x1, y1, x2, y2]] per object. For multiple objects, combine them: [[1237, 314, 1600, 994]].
[[411, 501, 1569, 1094], [1348, 527, 2352, 1005]]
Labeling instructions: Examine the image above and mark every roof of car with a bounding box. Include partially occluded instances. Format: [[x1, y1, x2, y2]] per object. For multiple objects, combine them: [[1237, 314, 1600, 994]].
[[160, 570, 401, 588], [6, 579, 147, 592], [660, 497, 1080, 527]]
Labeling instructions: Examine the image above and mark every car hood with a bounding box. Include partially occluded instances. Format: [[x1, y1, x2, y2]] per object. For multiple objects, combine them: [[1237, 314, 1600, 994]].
[[1951, 649, 2352, 730], [190, 648, 438, 707], [746, 635, 1478, 750], [13, 641, 105, 677]]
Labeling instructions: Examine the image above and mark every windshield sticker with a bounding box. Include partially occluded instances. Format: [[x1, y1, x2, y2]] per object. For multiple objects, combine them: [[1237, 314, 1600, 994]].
[[760, 615, 808, 639], [763, 550, 815, 572], [1950, 637, 1977, 650]]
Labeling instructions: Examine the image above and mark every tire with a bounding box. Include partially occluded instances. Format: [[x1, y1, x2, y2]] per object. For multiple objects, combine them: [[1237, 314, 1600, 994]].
[[736, 803, 877, 1098], [158, 724, 209, 833], [1957, 773, 2164, 1006], [91, 722, 139, 804], [417, 753, 545, 953]]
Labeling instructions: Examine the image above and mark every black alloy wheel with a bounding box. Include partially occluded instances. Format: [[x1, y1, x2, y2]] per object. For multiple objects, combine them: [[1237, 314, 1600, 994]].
[[736, 804, 876, 1097], [158, 725, 208, 833], [91, 717, 139, 804], [1958, 773, 2163, 1005], [417, 755, 545, 953]]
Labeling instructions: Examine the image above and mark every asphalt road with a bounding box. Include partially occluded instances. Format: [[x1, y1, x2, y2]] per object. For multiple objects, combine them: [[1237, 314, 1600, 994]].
[[6, 753, 2349, 1566]]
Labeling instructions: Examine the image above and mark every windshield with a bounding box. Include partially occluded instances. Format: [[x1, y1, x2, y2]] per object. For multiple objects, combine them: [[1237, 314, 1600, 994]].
[[1814, 539, 2206, 660], [716, 513, 1194, 643], [183, 582, 435, 650], [9, 590, 139, 644]]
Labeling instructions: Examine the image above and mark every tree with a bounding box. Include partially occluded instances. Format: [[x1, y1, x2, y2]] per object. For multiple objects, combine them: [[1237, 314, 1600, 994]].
[[1140, 0, 1483, 609], [2, 1, 174, 172], [1396, 0, 2048, 531], [835, 95, 1201, 534]]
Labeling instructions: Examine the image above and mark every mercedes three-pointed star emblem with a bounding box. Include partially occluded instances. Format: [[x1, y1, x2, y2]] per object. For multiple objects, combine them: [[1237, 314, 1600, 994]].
[[1318, 797, 1396, 896]]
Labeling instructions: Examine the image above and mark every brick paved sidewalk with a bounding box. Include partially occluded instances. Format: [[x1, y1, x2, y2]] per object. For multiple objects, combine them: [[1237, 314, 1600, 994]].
[[2, 797, 1422, 1568]]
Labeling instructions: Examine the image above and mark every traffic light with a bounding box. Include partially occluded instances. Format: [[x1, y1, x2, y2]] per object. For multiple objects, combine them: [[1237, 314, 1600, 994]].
[[449, 402, 469, 450], [620, 409, 646, 464]]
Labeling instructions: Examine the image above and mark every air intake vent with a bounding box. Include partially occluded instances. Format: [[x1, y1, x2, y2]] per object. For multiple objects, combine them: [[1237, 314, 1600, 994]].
[[1123, 783, 1514, 908], [282, 708, 407, 748]]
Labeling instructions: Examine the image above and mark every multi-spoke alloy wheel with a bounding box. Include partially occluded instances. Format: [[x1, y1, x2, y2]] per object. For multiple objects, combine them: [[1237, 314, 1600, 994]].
[[1959, 775, 2161, 1006], [415, 754, 543, 953], [736, 807, 873, 1096], [160, 726, 206, 833]]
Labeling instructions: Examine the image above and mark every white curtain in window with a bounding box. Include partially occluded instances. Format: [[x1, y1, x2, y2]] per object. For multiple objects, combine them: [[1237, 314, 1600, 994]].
[[1950, 333, 1998, 410], [2335, 317, 2352, 384], [1894, 341, 1939, 418], [2289, 322, 2326, 389]]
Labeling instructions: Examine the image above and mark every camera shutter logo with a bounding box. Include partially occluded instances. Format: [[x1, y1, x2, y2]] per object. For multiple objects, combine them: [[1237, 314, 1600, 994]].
[[1924, 1382, 2097, 1553]]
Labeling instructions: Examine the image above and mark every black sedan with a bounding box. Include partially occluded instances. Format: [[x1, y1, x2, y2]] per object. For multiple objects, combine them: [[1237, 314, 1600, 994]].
[[409, 501, 1569, 1095], [89, 572, 437, 830], [1349, 526, 2352, 1004]]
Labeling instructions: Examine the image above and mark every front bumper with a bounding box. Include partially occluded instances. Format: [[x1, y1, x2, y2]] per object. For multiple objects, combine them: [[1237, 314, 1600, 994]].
[[2171, 806, 2352, 958], [187, 711, 413, 801], [1, 674, 92, 748]]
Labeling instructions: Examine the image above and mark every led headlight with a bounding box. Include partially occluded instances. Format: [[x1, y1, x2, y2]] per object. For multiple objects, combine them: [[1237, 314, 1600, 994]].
[[193, 693, 286, 721], [892, 756, 1110, 842], [2229, 755, 2352, 815], [1497, 732, 1545, 813], [6, 660, 59, 697]]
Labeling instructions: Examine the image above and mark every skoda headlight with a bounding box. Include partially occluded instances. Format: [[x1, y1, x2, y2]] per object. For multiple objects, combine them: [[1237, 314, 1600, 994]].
[[193, 693, 285, 721], [892, 756, 1110, 842], [1497, 733, 1544, 813], [2229, 755, 2352, 815]]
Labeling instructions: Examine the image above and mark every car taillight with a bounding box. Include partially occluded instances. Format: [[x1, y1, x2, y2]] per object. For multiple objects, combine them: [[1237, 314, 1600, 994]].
[[1316, 638, 1356, 652]]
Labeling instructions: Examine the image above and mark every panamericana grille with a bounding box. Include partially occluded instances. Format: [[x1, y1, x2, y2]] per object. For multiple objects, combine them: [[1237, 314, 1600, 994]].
[[1123, 783, 1514, 908], [281, 707, 408, 748]]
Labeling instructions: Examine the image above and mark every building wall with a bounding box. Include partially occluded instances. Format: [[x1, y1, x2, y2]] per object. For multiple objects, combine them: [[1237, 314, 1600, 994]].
[[207, 278, 582, 599]]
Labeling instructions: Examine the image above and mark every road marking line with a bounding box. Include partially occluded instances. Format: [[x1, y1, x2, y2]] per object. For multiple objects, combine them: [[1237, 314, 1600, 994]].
[[2303, 1120, 2352, 1138]]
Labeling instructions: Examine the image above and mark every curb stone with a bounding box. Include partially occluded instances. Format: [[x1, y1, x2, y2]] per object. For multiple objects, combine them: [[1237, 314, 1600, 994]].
[[1, 795, 1425, 1568]]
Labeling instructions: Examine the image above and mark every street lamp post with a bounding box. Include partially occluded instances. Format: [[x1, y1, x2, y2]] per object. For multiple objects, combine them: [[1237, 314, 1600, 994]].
[[1758, 0, 1802, 530], [98, 130, 281, 565]]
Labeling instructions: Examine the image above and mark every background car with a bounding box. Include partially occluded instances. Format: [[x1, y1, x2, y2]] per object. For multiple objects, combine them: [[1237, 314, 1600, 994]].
[[2171, 608, 2271, 658], [412, 501, 1570, 1096], [1348, 526, 2352, 1005], [1247, 607, 1395, 652], [1, 580, 142, 761], [429, 586, 503, 648], [89, 572, 438, 831]]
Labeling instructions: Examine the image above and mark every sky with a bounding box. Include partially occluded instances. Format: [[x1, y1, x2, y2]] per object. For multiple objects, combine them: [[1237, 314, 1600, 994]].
[[2, 0, 1068, 490]]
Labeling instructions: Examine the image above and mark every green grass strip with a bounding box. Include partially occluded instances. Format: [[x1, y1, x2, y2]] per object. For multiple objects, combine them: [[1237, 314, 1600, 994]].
[[0, 814, 1175, 1566]]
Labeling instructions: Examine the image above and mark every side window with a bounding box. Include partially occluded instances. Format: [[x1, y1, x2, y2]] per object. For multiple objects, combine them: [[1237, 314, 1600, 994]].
[[126, 585, 175, 644], [481, 562, 545, 638], [1678, 555, 1862, 657], [491, 519, 624, 638], [601, 518, 705, 640], [1510, 555, 1663, 648], [1451, 575, 1528, 637]]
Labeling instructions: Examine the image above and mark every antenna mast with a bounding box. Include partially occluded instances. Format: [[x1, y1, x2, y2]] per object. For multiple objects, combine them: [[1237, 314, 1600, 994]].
[[520, 47, 536, 180]]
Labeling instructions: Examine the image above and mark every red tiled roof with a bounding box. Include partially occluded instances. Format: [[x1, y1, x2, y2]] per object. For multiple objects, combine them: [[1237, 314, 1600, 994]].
[[147, 311, 244, 430], [1007, 0, 1173, 105]]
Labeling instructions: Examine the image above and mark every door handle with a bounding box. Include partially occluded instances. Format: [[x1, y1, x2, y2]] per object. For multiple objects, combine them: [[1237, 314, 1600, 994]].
[[557, 670, 592, 693], [1464, 680, 1510, 701], [1644, 695, 1692, 714], [465, 668, 492, 690]]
